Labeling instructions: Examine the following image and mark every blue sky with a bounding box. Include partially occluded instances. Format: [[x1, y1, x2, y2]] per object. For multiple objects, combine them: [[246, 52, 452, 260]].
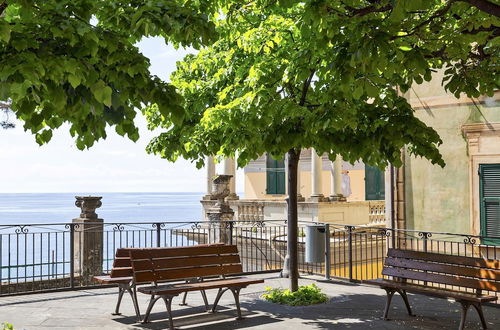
[[0, 37, 244, 193]]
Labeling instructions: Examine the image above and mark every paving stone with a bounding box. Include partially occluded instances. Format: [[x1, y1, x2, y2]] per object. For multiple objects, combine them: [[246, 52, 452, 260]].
[[1, 275, 498, 329]]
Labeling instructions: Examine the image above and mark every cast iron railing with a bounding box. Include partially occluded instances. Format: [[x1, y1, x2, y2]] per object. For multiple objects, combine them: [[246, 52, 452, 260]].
[[0, 220, 499, 300]]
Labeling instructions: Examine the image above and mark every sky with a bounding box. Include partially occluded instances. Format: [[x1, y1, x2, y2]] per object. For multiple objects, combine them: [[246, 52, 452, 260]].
[[0, 37, 244, 193]]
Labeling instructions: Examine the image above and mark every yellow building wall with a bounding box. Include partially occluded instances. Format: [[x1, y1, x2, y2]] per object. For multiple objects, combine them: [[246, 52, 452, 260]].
[[245, 168, 368, 201]]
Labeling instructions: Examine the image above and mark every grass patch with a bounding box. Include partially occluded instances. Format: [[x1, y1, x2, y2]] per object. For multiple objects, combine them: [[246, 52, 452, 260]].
[[262, 284, 328, 306]]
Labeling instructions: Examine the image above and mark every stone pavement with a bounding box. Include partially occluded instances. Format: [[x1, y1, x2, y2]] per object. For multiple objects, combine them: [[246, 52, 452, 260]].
[[0, 274, 498, 329]]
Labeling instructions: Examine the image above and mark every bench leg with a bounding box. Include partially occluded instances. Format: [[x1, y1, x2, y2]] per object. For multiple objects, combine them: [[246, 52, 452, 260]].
[[200, 290, 209, 311], [471, 303, 488, 330], [383, 288, 395, 320], [112, 286, 125, 315], [126, 285, 141, 322], [211, 288, 228, 313], [458, 300, 471, 330], [230, 288, 244, 320], [396, 289, 415, 317], [161, 295, 175, 330], [180, 291, 188, 306], [143, 295, 161, 323]]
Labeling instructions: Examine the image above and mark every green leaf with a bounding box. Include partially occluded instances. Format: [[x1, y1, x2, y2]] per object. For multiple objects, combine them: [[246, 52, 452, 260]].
[[0, 23, 11, 43], [91, 81, 113, 107], [68, 74, 81, 89]]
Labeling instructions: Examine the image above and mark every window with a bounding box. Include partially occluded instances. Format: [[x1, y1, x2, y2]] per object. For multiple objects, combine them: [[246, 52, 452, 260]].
[[479, 164, 500, 244], [365, 165, 385, 200], [266, 154, 285, 195]]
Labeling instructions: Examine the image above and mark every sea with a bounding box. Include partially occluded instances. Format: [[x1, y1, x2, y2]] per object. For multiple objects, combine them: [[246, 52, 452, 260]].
[[0, 192, 207, 225], [0, 192, 211, 280]]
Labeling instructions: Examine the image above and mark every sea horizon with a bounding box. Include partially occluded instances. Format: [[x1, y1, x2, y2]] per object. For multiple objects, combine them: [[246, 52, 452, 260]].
[[0, 192, 235, 225]]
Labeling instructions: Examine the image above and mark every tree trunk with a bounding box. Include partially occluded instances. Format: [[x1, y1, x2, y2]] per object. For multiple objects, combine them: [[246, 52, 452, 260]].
[[282, 148, 300, 292]]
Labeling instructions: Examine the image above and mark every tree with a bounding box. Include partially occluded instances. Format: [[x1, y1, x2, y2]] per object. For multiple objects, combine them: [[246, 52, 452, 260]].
[[145, 1, 499, 291], [0, 0, 217, 148]]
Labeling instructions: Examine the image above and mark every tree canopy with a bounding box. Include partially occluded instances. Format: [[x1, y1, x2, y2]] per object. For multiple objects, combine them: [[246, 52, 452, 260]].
[[0, 0, 217, 148], [145, 0, 499, 291], [146, 0, 499, 168]]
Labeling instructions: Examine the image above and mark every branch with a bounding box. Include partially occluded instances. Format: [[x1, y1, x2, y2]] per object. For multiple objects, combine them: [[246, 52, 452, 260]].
[[0, 2, 7, 16], [346, 4, 392, 17], [457, 0, 500, 18], [391, 1, 453, 40], [299, 70, 315, 106]]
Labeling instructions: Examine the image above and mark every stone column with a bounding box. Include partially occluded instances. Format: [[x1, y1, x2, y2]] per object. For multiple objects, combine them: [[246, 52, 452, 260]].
[[330, 155, 346, 201], [206, 175, 234, 244], [297, 159, 305, 202], [310, 148, 326, 202], [73, 196, 104, 284], [203, 156, 216, 200], [223, 157, 239, 200]]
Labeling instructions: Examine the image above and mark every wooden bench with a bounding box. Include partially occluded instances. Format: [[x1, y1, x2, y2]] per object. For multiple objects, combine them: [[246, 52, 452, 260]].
[[93, 244, 222, 321], [130, 244, 264, 329], [94, 248, 141, 320], [365, 248, 500, 330]]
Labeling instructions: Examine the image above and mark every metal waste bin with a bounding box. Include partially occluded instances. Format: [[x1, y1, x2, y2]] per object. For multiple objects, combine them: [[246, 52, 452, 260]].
[[305, 224, 326, 263]]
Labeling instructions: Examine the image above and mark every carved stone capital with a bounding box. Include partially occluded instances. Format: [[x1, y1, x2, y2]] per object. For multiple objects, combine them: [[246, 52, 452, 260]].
[[75, 196, 102, 219]]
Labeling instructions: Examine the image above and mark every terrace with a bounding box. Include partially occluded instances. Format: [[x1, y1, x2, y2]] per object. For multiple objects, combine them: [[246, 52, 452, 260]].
[[0, 220, 499, 329], [2, 275, 500, 329]]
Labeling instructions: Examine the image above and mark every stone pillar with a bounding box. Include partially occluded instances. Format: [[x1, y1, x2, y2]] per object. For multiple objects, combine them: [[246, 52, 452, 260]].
[[223, 157, 239, 200], [297, 159, 305, 202], [203, 156, 216, 200], [206, 175, 234, 244], [330, 155, 346, 201], [310, 148, 326, 202], [73, 196, 103, 284]]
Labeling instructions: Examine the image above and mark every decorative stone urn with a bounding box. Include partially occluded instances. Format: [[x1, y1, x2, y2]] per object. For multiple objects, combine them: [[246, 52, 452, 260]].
[[73, 196, 104, 284], [75, 196, 102, 219], [206, 175, 234, 244]]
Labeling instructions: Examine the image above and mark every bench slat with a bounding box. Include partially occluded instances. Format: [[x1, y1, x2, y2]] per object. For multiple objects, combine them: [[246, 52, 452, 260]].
[[385, 257, 500, 280], [132, 255, 241, 271], [138, 278, 264, 295], [132, 245, 239, 259], [134, 264, 243, 283], [382, 267, 500, 291], [110, 267, 133, 278], [365, 279, 498, 303], [388, 249, 500, 269], [115, 248, 133, 258], [112, 257, 131, 268]]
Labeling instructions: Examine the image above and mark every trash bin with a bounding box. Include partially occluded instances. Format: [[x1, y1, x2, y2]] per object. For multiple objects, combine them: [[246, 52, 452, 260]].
[[305, 224, 326, 263]]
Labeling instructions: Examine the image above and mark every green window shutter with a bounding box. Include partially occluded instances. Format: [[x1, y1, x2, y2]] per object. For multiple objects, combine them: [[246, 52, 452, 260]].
[[480, 164, 500, 245], [266, 154, 285, 195], [276, 159, 286, 195], [365, 165, 385, 201]]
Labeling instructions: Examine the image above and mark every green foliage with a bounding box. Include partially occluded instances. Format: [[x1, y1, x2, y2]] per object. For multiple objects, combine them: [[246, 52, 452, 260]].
[[143, 1, 498, 169], [262, 284, 329, 306], [2, 322, 13, 330], [0, 0, 218, 148]]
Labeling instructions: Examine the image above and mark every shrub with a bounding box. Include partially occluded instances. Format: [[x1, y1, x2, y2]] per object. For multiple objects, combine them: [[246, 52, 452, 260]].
[[2, 323, 13, 330], [262, 284, 328, 306]]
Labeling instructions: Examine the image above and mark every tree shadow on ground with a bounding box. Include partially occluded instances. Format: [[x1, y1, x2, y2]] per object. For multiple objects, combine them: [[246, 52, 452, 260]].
[[111, 286, 498, 330]]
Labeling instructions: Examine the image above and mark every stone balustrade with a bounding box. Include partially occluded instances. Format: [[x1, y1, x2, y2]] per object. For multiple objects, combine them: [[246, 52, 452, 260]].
[[368, 201, 386, 225]]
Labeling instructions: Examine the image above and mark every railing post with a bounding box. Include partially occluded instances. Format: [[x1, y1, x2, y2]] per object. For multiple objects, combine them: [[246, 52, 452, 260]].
[[324, 223, 331, 280], [69, 223, 75, 289], [229, 221, 234, 245], [346, 225, 354, 282], [419, 232, 431, 253], [154, 223, 162, 247]]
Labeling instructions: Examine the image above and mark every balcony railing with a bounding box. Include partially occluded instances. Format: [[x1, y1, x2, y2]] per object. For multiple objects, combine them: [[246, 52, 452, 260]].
[[0, 220, 499, 301]]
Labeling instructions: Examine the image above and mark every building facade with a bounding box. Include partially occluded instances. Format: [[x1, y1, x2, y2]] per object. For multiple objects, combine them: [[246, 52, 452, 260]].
[[402, 73, 500, 241]]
